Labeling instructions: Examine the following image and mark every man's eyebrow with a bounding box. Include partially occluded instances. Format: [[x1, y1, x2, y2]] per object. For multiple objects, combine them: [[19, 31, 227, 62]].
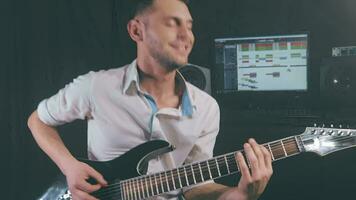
[[167, 16, 194, 24]]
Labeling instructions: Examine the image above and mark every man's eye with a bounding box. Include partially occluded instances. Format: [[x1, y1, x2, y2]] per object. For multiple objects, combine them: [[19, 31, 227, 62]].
[[167, 20, 176, 26]]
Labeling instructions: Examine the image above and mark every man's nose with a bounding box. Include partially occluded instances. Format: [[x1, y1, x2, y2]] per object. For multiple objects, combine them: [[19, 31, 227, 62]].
[[177, 25, 192, 41]]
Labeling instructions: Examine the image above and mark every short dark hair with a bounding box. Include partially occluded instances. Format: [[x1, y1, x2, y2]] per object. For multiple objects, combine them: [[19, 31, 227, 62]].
[[131, 0, 189, 19]]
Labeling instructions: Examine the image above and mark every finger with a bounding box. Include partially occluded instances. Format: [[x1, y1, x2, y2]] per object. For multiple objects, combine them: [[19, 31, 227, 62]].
[[249, 138, 264, 166], [87, 166, 108, 186], [236, 151, 252, 182], [244, 143, 259, 172], [77, 180, 102, 193]]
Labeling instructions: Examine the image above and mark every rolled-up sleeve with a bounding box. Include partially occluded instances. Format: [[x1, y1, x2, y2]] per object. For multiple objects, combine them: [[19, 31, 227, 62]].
[[37, 72, 94, 126]]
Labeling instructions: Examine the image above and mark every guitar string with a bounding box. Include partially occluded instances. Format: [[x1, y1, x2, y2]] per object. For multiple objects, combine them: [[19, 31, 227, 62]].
[[95, 136, 355, 200], [92, 138, 301, 198], [92, 137, 310, 199], [93, 137, 303, 198], [92, 136, 355, 199]]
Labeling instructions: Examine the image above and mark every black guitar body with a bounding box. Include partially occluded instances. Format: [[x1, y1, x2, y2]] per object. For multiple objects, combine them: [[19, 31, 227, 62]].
[[38, 140, 174, 200]]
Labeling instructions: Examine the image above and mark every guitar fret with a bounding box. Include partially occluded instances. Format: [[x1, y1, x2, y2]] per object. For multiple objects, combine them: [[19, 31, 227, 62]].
[[144, 178, 148, 198], [159, 173, 165, 193], [145, 177, 150, 197], [199, 161, 210, 181], [170, 170, 176, 190], [165, 171, 170, 191], [281, 140, 288, 156], [215, 158, 221, 176], [176, 168, 183, 188], [198, 163, 204, 181], [224, 156, 230, 174], [208, 159, 219, 178], [154, 174, 159, 195], [149, 175, 154, 196], [120, 183, 125, 200], [143, 178, 148, 198], [294, 136, 302, 152], [227, 154, 238, 172], [270, 141, 282, 159], [194, 163, 203, 182], [139, 179, 143, 199], [172, 169, 179, 189], [132, 179, 137, 200], [142, 179, 145, 198], [190, 165, 197, 184], [206, 161, 213, 179], [123, 182, 128, 200], [267, 143, 275, 160], [164, 172, 171, 192], [183, 166, 190, 185], [131, 180, 135, 200], [217, 156, 229, 175], [140, 178, 144, 198], [128, 180, 132, 200]]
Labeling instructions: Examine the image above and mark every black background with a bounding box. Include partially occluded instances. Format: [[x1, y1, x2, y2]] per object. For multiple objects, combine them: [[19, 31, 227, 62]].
[[2, 0, 356, 199]]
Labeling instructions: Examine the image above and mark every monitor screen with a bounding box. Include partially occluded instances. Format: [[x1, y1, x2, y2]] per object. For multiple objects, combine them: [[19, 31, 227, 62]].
[[214, 33, 308, 93]]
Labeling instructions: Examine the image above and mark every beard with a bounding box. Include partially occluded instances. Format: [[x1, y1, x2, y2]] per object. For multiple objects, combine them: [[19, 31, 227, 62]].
[[152, 48, 186, 72], [146, 32, 189, 72]]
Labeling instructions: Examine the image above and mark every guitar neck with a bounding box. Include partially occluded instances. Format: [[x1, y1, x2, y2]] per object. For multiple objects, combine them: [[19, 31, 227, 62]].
[[120, 135, 305, 199]]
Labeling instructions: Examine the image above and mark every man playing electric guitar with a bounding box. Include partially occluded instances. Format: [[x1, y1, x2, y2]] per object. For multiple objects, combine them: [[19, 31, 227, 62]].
[[27, 0, 273, 199]]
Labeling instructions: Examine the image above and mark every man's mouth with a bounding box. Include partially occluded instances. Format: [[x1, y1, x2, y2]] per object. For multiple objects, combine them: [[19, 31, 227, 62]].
[[171, 43, 190, 55]]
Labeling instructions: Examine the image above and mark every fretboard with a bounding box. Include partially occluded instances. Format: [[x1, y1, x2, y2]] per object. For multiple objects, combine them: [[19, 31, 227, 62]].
[[120, 135, 304, 200]]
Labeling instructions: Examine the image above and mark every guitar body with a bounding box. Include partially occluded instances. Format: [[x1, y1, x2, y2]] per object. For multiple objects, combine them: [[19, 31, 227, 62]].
[[38, 140, 174, 200]]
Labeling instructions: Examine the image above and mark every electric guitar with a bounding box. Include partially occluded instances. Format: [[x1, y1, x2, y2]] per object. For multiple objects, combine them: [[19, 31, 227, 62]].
[[38, 127, 356, 200]]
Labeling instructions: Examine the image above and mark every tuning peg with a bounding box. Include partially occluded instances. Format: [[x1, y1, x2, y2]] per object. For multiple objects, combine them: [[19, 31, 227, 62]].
[[310, 129, 316, 134], [320, 129, 325, 135], [338, 130, 344, 136], [328, 129, 334, 135], [330, 124, 334, 128]]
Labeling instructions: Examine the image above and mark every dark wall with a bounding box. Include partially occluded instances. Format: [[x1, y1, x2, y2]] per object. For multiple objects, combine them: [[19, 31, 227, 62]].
[[2, 0, 356, 199]]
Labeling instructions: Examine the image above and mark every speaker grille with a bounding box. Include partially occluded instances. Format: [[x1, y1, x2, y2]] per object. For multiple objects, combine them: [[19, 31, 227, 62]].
[[179, 64, 211, 94], [320, 57, 356, 107]]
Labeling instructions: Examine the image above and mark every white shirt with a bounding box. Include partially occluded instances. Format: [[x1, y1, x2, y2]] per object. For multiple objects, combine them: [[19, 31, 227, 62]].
[[37, 60, 220, 199]]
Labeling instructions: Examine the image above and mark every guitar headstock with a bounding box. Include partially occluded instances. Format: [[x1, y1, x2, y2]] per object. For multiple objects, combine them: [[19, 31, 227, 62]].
[[300, 127, 356, 156]]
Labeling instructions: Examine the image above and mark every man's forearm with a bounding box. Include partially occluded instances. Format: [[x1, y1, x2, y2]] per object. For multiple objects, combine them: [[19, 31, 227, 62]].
[[184, 183, 230, 200], [27, 111, 76, 174]]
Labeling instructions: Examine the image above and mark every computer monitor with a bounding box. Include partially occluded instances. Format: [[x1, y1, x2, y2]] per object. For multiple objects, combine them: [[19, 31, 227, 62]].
[[214, 33, 309, 93]]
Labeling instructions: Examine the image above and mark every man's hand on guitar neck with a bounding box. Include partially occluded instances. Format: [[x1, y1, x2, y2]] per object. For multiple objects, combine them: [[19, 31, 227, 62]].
[[64, 159, 107, 200], [219, 138, 273, 200]]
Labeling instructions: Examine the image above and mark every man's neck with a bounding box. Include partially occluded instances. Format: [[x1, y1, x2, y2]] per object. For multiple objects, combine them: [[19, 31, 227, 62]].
[[137, 59, 181, 109]]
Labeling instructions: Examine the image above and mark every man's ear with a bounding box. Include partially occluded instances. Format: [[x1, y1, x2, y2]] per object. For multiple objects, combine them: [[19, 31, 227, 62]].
[[127, 19, 143, 42]]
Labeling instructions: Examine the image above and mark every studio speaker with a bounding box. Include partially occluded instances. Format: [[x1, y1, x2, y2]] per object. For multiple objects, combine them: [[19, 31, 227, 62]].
[[320, 57, 356, 107], [179, 64, 211, 94]]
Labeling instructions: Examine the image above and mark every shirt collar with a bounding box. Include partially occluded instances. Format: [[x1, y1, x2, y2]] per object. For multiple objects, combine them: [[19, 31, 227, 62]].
[[123, 59, 142, 94], [123, 60, 196, 117]]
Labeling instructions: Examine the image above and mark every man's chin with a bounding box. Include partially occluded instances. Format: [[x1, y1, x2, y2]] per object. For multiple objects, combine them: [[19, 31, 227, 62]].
[[156, 53, 189, 71], [176, 57, 189, 67], [163, 61, 186, 72]]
